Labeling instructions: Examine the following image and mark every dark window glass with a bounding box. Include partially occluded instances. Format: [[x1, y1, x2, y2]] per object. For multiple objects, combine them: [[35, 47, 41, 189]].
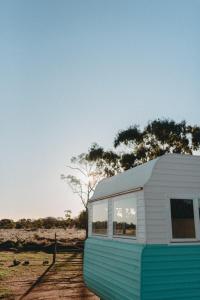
[[199, 199, 200, 219], [113, 197, 137, 236], [170, 199, 195, 239], [92, 202, 108, 235]]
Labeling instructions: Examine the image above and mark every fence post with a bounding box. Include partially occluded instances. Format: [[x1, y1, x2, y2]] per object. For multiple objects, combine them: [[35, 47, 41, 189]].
[[53, 232, 57, 264]]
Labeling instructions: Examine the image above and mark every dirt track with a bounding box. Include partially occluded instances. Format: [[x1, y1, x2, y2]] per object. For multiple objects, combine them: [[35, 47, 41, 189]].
[[0, 252, 99, 300], [19, 253, 98, 300]]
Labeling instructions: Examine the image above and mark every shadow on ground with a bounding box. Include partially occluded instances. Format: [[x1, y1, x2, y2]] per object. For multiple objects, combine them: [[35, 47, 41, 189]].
[[18, 253, 99, 300]]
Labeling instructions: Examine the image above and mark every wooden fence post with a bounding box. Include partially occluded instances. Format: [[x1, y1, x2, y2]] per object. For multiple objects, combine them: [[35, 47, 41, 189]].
[[53, 232, 57, 264]]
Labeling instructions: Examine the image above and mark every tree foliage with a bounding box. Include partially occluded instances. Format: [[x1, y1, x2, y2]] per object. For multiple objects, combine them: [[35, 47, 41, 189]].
[[0, 215, 87, 230], [74, 210, 88, 229], [87, 143, 121, 176], [88, 119, 200, 172]]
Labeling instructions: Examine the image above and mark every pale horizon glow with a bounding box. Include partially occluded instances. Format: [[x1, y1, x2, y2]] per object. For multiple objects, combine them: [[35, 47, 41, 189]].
[[0, 0, 200, 220]]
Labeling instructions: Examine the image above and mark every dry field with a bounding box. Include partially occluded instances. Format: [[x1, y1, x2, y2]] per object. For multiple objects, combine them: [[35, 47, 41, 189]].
[[0, 228, 85, 244], [0, 229, 85, 242], [0, 229, 98, 299], [0, 229, 86, 251]]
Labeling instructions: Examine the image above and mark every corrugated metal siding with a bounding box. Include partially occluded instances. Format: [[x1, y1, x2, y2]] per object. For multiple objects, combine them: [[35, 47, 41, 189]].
[[84, 238, 144, 300], [141, 245, 200, 300]]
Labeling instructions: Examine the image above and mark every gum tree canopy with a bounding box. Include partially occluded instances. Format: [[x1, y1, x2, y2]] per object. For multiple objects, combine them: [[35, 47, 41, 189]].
[[88, 119, 200, 173]]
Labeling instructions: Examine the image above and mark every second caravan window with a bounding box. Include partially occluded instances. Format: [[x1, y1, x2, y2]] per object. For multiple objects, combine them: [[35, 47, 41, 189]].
[[199, 199, 200, 219], [170, 199, 195, 239], [113, 196, 137, 236], [92, 202, 108, 235]]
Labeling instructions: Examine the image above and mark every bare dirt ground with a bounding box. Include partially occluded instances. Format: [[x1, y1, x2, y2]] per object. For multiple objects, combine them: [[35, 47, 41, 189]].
[[0, 251, 99, 300], [0, 229, 98, 299]]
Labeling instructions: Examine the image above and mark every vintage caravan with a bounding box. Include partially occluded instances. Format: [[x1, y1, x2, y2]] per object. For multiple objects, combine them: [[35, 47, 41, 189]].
[[83, 154, 200, 300]]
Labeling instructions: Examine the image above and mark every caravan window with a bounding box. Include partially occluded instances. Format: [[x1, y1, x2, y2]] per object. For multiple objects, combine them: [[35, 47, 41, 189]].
[[198, 199, 200, 219], [113, 196, 137, 237], [170, 199, 195, 239], [92, 201, 108, 235]]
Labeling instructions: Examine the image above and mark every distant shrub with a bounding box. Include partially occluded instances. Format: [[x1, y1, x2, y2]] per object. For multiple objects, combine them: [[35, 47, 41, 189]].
[[74, 210, 88, 229], [0, 219, 15, 229], [0, 214, 87, 230]]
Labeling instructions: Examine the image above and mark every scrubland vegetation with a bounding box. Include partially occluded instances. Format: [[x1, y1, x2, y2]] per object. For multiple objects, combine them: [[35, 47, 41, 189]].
[[0, 211, 87, 252], [0, 210, 87, 230], [0, 228, 85, 252]]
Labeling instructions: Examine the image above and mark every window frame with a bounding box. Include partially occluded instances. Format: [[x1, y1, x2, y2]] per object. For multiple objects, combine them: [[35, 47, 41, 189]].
[[196, 198, 200, 241], [112, 194, 137, 240], [169, 197, 200, 243], [91, 199, 108, 237]]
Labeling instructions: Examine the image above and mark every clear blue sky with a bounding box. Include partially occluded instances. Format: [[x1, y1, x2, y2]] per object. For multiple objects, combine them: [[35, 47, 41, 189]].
[[1, 0, 200, 219]]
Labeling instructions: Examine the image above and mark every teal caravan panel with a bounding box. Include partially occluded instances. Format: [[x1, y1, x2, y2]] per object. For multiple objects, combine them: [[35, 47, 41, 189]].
[[84, 238, 144, 300], [141, 245, 200, 300]]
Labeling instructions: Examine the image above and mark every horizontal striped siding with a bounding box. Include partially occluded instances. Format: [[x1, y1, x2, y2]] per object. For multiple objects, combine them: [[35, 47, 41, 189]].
[[142, 245, 200, 300], [84, 238, 144, 300], [144, 155, 200, 244]]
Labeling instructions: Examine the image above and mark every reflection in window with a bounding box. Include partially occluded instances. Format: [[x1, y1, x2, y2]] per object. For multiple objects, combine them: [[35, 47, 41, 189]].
[[113, 197, 137, 236], [170, 199, 195, 239], [92, 202, 108, 235]]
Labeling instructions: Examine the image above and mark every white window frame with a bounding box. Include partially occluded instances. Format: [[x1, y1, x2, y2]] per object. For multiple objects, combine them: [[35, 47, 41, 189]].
[[169, 197, 200, 243], [112, 194, 137, 240], [91, 199, 108, 237], [196, 198, 200, 241]]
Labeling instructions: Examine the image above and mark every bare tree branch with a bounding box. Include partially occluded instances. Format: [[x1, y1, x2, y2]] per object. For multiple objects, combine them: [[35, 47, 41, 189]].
[[62, 153, 105, 210]]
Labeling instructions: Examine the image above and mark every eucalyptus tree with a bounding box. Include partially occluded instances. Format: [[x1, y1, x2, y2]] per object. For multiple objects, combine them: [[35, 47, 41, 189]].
[[61, 153, 105, 209], [88, 119, 200, 171], [62, 119, 200, 235], [61, 153, 107, 236]]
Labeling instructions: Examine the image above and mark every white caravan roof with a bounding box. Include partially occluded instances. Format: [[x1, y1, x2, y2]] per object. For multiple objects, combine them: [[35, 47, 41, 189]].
[[90, 156, 159, 201], [90, 154, 200, 202]]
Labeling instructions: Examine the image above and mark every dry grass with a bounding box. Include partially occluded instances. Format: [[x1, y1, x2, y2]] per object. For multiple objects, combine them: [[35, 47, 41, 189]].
[[0, 251, 53, 299], [0, 251, 98, 299], [0, 229, 86, 251], [0, 228, 85, 243], [0, 229, 98, 299]]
